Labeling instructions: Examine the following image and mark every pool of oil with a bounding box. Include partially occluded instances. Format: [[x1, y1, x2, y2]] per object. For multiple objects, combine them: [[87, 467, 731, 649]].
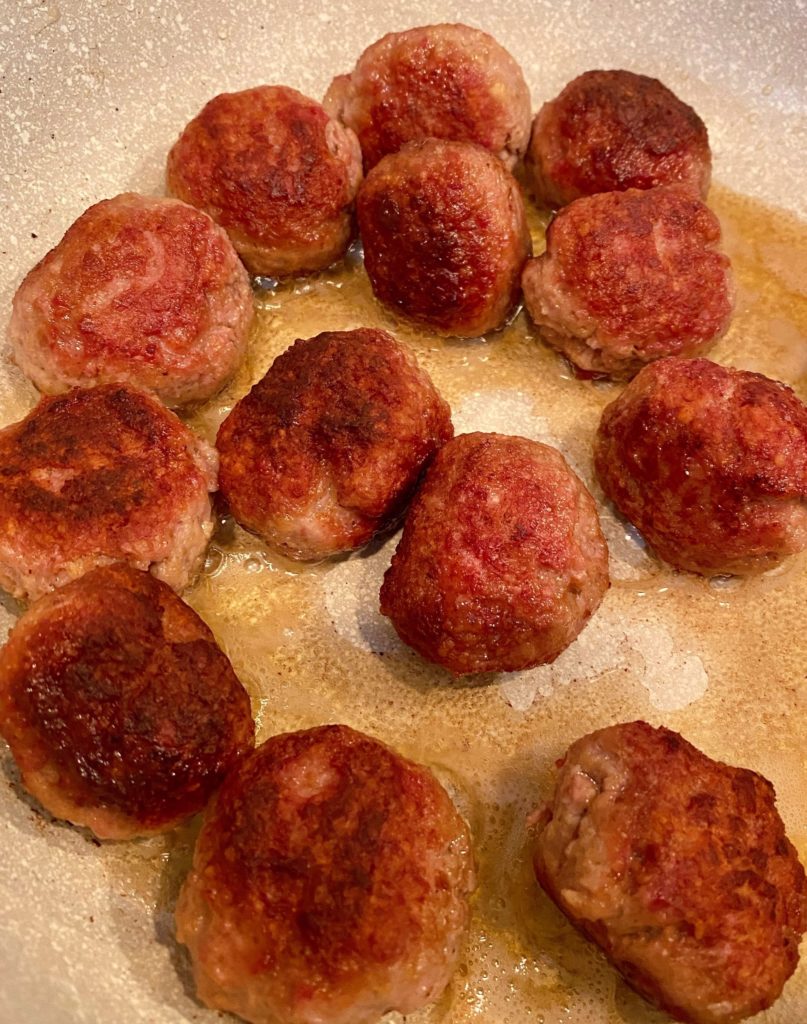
[[8, 184, 807, 1024]]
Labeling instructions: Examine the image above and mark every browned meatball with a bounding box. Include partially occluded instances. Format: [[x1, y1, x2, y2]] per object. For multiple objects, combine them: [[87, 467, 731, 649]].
[[176, 724, 475, 1024], [217, 328, 452, 560], [358, 140, 530, 337], [0, 384, 217, 601], [531, 721, 807, 1024], [522, 186, 734, 379], [8, 194, 253, 408], [380, 432, 609, 675], [527, 69, 711, 208], [324, 23, 531, 171], [0, 564, 254, 840], [594, 357, 807, 575], [166, 86, 362, 277]]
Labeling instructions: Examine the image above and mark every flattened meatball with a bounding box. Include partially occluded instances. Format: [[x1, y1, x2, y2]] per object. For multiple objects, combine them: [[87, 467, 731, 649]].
[[176, 724, 475, 1024], [324, 23, 531, 171], [527, 69, 711, 208], [532, 721, 807, 1024], [380, 433, 609, 675], [358, 140, 530, 337], [166, 86, 362, 277], [8, 193, 253, 408], [217, 328, 452, 560], [0, 383, 217, 601], [594, 357, 807, 575], [0, 564, 254, 840], [522, 186, 733, 379]]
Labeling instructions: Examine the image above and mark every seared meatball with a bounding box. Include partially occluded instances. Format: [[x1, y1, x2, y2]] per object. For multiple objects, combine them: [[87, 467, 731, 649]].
[[380, 432, 609, 675], [176, 724, 475, 1024], [217, 328, 452, 560], [521, 186, 733, 379], [358, 140, 530, 337], [532, 721, 807, 1024], [0, 383, 217, 601], [0, 564, 254, 840], [8, 193, 253, 408], [324, 23, 531, 171], [166, 85, 362, 277], [527, 69, 711, 208], [595, 357, 807, 575]]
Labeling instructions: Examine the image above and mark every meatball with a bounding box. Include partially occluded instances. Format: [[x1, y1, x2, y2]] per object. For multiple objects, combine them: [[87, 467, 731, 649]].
[[166, 85, 362, 277], [531, 721, 807, 1024], [594, 357, 807, 575], [521, 185, 734, 379], [217, 328, 452, 560], [176, 724, 475, 1024], [527, 69, 711, 208], [8, 193, 253, 408], [0, 383, 217, 601], [380, 432, 609, 675], [324, 23, 531, 171], [0, 564, 254, 840], [358, 140, 531, 337]]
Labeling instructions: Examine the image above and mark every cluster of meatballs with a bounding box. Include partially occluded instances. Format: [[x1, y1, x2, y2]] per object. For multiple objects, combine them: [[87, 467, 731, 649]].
[[1, 19, 806, 1024]]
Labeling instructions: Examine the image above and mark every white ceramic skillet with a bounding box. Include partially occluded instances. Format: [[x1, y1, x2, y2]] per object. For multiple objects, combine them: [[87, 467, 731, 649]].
[[0, 2, 805, 1022]]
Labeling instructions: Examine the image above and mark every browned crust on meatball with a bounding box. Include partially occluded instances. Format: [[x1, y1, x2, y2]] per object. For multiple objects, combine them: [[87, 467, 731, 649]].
[[521, 186, 734, 379], [166, 85, 362, 277], [532, 721, 807, 1024], [380, 432, 609, 675], [323, 23, 531, 171], [0, 383, 217, 601], [594, 357, 807, 575], [8, 193, 253, 408], [357, 139, 531, 337], [0, 564, 254, 839], [176, 724, 475, 1024], [217, 328, 453, 560], [527, 69, 711, 208]]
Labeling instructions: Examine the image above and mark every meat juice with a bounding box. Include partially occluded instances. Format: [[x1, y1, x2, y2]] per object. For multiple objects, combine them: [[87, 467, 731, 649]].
[[92, 186, 807, 1023]]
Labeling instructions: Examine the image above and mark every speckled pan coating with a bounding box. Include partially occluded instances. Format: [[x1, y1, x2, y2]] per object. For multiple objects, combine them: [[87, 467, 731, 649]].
[[0, 3, 805, 1024]]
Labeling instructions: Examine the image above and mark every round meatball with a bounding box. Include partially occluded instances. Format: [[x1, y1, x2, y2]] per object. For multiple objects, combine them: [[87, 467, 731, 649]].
[[217, 328, 453, 560], [166, 85, 362, 277], [8, 193, 253, 408], [358, 140, 531, 337], [324, 23, 531, 171], [531, 721, 807, 1024], [527, 69, 711, 208], [0, 564, 254, 840], [521, 185, 734, 379], [594, 357, 807, 575], [0, 383, 217, 602], [176, 724, 475, 1024], [380, 432, 610, 675]]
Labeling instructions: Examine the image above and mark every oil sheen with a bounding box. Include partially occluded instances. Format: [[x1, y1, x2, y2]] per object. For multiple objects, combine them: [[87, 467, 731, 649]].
[[115, 185, 807, 1023]]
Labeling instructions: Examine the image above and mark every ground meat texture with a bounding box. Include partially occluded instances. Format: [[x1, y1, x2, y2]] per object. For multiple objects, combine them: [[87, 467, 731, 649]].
[[0, 383, 217, 602], [8, 193, 253, 408], [166, 85, 362, 277], [358, 139, 530, 338], [175, 724, 475, 1024], [531, 721, 807, 1024], [527, 69, 711, 208], [0, 564, 254, 840], [323, 23, 531, 172], [594, 357, 807, 575], [217, 328, 452, 560], [521, 185, 733, 379], [380, 432, 609, 675]]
